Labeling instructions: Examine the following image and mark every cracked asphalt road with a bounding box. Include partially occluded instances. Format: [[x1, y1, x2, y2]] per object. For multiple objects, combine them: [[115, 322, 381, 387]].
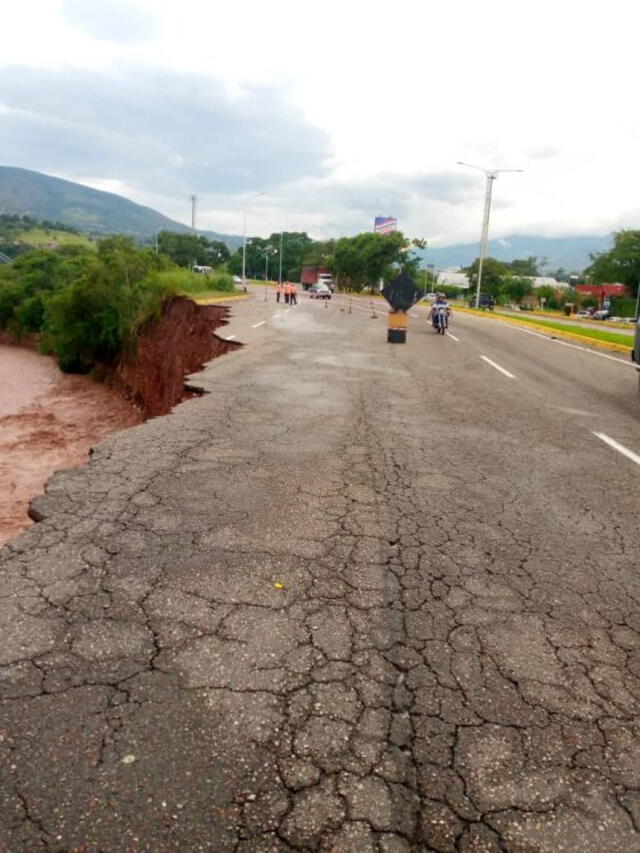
[[1, 292, 640, 851]]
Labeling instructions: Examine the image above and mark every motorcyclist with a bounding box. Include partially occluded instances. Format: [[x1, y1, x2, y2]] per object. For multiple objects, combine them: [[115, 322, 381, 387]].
[[429, 293, 450, 331]]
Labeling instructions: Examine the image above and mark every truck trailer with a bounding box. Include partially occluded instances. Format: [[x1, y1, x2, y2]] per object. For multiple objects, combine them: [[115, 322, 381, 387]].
[[301, 265, 334, 291]]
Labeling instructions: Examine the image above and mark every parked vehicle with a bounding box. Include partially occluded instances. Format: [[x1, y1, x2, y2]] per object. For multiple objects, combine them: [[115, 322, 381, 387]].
[[593, 309, 610, 320], [469, 293, 495, 309], [308, 283, 332, 300]]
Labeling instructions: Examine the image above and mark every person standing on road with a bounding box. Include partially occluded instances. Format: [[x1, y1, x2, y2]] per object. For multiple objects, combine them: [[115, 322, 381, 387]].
[[284, 282, 291, 305], [276, 281, 282, 303], [290, 282, 297, 306]]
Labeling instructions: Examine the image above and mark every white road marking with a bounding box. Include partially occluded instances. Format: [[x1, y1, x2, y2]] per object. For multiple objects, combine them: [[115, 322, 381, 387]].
[[251, 320, 266, 328], [592, 432, 640, 467], [446, 332, 460, 342], [480, 355, 516, 378], [273, 312, 284, 319], [225, 335, 236, 340]]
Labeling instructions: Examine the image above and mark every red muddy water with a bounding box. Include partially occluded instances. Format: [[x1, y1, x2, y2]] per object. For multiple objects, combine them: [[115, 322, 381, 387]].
[[0, 344, 142, 547]]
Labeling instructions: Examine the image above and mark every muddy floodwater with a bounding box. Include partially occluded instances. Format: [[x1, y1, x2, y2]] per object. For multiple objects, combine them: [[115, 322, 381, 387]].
[[0, 344, 142, 547]]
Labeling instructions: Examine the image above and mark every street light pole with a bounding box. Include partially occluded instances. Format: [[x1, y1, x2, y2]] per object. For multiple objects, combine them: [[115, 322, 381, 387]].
[[457, 162, 522, 308], [279, 231, 284, 283], [242, 192, 265, 293]]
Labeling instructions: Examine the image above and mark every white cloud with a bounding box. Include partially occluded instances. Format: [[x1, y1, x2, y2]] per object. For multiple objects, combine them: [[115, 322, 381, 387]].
[[1, 0, 640, 243]]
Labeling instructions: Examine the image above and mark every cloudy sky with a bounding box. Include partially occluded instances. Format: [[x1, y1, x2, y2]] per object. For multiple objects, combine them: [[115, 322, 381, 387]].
[[2, 0, 639, 245]]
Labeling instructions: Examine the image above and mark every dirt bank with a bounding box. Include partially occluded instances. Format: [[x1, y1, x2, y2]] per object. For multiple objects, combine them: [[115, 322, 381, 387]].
[[114, 296, 239, 418], [0, 297, 239, 546]]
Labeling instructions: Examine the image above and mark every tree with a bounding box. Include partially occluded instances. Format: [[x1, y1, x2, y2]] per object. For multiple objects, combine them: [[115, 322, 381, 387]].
[[535, 284, 560, 309], [228, 231, 314, 280], [156, 231, 220, 268], [465, 257, 509, 296], [502, 276, 533, 305], [332, 231, 423, 291], [585, 229, 640, 296], [507, 257, 539, 276]]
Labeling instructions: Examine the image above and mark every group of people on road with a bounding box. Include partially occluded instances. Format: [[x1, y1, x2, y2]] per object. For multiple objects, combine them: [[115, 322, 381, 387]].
[[275, 281, 297, 305]]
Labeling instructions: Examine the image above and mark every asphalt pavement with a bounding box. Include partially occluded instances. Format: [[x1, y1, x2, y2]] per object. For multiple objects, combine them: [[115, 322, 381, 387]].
[[1, 290, 640, 851]]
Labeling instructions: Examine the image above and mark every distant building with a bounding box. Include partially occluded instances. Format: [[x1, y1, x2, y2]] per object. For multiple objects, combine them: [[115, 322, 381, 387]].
[[576, 283, 627, 298], [531, 276, 569, 290], [575, 283, 627, 308], [437, 268, 470, 289]]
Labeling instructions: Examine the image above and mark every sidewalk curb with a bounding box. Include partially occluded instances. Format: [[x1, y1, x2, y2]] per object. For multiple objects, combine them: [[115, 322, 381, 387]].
[[455, 306, 633, 355]]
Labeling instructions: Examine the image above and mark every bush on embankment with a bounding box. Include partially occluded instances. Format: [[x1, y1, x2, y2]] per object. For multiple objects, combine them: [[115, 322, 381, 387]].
[[0, 237, 233, 373]]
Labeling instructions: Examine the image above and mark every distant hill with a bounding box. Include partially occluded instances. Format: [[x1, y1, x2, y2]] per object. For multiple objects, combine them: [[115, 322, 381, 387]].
[[0, 166, 242, 250], [420, 233, 612, 274]]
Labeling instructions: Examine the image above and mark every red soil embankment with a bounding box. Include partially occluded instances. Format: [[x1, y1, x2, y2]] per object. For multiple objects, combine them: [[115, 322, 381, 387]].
[[114, 296, 240, 418], [0, 296, 240, 546]]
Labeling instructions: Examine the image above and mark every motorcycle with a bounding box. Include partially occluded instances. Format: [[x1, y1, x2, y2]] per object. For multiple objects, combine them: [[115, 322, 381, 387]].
[[432, 308, 449, 335]]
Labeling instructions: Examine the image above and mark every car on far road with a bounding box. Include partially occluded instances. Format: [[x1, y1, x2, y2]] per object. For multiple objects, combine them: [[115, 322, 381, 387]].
[[575, 310, 591, 318], [309, 283, 332, 300], [593, 309, 610, 320]]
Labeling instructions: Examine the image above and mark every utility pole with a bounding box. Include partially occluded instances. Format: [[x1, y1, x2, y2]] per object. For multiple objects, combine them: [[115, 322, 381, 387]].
[[279, 231, 284, 282], [191, 194, 197, 232], [457, 162, 523, 308], [242, 193, 265, 293]]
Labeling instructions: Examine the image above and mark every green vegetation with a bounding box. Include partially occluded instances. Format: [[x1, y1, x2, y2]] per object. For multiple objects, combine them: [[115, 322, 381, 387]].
[[331, 231, 426, 292], [153, 269, 234, 294], [226, 230, 425, 291], [16, 228, 94, 249], [586, 230, 640, 297], [156, 231, 230, 267], [228, 232, 316, 282], [0, 213, 89, 260], [0, 237, 234, 374]]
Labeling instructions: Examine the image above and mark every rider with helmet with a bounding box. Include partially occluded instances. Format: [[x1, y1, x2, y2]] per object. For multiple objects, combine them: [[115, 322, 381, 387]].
[[429, 293, 451, 333]]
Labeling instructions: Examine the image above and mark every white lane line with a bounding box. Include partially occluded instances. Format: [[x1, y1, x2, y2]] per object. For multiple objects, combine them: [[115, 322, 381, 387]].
[[592, 432, 640, 466], [273, 312, 284, 319], [251, 320, 266, 328], [480, 355, 516, 378], [446, 332, 460, 342], [225, 334, 236, 340]]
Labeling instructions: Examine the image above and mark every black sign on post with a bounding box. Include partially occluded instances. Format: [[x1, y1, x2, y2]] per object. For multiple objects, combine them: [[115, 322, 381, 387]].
[[381, 272, 423, 312], [381, 272, 422, 343]]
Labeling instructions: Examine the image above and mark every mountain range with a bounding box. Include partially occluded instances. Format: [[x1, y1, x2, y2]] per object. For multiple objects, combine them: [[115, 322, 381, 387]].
[[0, 166, 243, 249], [419, 233, 611, 274], [0, 166, 612, 269]]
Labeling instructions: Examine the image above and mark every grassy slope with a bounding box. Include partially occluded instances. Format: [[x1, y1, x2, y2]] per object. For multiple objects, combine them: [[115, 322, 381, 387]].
[[17, 228, 94, 248]]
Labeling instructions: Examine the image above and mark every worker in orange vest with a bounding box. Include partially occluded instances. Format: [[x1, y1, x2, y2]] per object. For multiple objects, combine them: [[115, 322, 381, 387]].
[[290, 281, 297, 306], [276, 281, 282, 303], [284, 281, 291, 305]]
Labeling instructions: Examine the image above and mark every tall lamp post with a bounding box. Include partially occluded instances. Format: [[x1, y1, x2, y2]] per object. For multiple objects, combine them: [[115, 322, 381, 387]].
[[279, 231, 284, 282], [457, 162, 522, 308], [242, 192, 265, 292]]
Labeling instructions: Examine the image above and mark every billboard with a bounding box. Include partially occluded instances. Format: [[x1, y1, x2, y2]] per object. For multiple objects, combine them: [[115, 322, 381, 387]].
[[374, 216, 397, 235]]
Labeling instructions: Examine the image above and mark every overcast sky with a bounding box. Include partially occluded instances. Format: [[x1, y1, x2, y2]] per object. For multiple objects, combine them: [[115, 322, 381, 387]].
[[2, 0, 639, 245]]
